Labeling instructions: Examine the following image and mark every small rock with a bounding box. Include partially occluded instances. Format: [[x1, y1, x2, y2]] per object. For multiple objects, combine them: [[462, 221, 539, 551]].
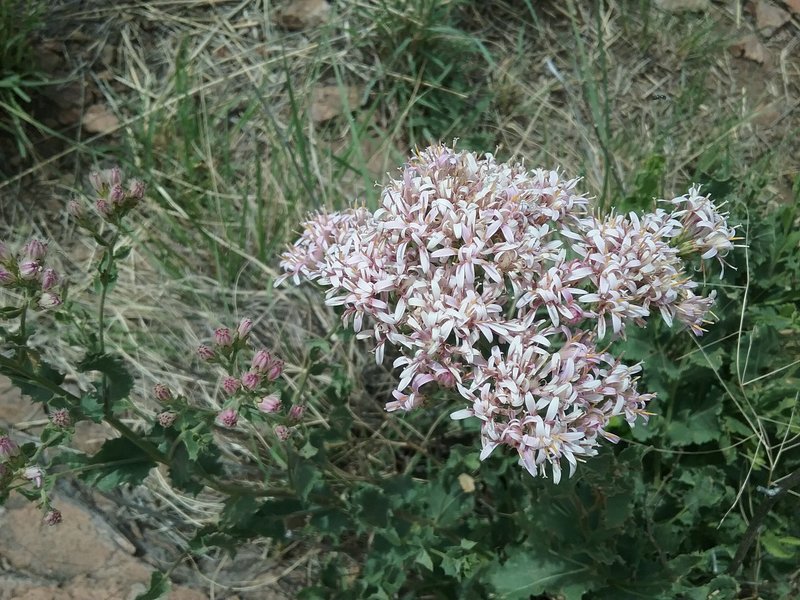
[[753, 0, 791, 34], [275, 0, 331, 31], [729, 34, 768, 63], [82, 104, 120, 134], [310, 85, 361, 123], [655, 0, 711, 12]]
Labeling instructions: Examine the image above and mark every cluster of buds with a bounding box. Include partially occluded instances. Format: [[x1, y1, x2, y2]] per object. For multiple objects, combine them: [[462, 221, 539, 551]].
[[0, 434, 59, 524], [81, 167, 145, 223], [278, 144, 737, 482], [0, 239, 63, 309], [157, 318, 301, 440]]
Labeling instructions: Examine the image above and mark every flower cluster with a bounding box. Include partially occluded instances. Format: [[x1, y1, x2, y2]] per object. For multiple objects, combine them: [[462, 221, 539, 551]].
[[154, 318, 301, 441], [278, 144, 736, 482], [0, 239, 63, 309], [0, 433, 61, 524]]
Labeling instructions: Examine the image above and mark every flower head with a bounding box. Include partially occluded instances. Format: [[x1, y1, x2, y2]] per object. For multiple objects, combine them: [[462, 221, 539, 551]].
[[217, 408, 239, 428], [49, 408, 71, 428], [257, 393, 281, 414], [44, 509, 62, 526]]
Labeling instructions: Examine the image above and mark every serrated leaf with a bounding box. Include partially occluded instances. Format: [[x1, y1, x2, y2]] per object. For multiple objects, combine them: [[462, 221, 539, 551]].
[[489, 549, 594, 600], [79, 437, 156, 492], [135, 571, 171, 600], [415, 549, 434, 571], [78, 353, 133, 404]]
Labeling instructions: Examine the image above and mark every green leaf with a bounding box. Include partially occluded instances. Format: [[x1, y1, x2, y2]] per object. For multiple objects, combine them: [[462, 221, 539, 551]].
[[80, 393, 105, 423], [0, 305, 24, 319], [79, 437, 156, 492], [415, 549, 434, 571], [135, 571, 171, 600], [78, 353, 134, 405], [761, 531, 800, 559], [489, 549, 594, 600]]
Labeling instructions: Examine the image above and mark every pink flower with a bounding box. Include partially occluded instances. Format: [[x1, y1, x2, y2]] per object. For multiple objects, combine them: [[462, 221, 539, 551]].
[[257, 394, 281, 413], [49, 408, 71, 428], [241, 371, 261, 390], [43, 509, 62, 526], [0, 435, 19, 460], [217, 408, 239, 428], [96, 199, 113, 218], [274, 425, 291, 441], [110, 183, 125, 204], [23, 239, 47, 260], [0, 268, 14, 286], [158, 411, 176, 428], [222, 377, 240, 395], [19, 260, 40, 280], [129, 180, 146, 199], [197, 344, 215, 361], [153, 383, 172, 402], [38, 292, 62, 310], [251, 349, 271, 371], [237, 317, 253, 339], [41, 268, 58, 291], [288, 405, 305, 422], [67, 200, 84, 219], [214, 327, 233, 347], [265, 359, 283, 381]]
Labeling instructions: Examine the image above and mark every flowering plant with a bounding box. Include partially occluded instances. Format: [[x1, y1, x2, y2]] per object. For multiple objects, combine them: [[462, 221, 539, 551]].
[[279, 144, 736, 482]]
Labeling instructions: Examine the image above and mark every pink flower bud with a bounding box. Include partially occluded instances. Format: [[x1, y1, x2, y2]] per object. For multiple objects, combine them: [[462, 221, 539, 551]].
[[153, 383, 173, 402], [288, 404, 305, 422], [38, 292, 62, 310], [0, 268, 14, 286], [0, 435, 19, 460], [49, 408, 71, 428], [44, 509, 62, 526], [217, 408, 239, 428], [251, 349, 271, 371], [41, 268, 58, 291], [110, 183, 125, 204], [241, 371, 261, 390], [214, 327, 233, 347], [197, 344, 215, 361], [19, 260, 40, 280], [158, 411, 176, 428], [89, 171, 105, 193], [237, 317, 253, 339], [67, 200, 84, 219], [96, 199, 113, 218], [24, 466, 43, 488], [23, 239, 47, 260], [109, 166, 122, 186], [257, 393, 281, 414], [222, 376, 240, 395], [435, 370, 456, 388], [274, 425, 291, 441], [129, 179, 145, 199], [266, 359, 284, 381]]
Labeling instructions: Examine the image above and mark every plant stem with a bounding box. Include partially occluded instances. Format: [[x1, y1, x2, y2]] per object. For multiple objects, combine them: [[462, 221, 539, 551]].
[[727, 468, 800, 575]]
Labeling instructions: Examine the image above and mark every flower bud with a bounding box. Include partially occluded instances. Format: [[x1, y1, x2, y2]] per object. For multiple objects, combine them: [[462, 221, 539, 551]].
[[96, 199, 113, 219], [0, 435, 19, 460], [24, 466, 43, 488], [435, 370, 456, 388], [237, 317, 253, 340], [197, 344, 215, 361], [41, 268, 58, 291], [109, 166, 122, 187], [241, 371, 261, 390], [49, 408, 71, 428], [43, 509, 62, 526], [222, 376, 240, 395], [158, 411, 176, 428], [251, 349, 271, 371], [266, 359, 283, 381], [274, 425, 291, 441], [19, 260, 40, 280], [257, 393, 281, 414], [217, 408, 239, 428], [214, 327, 233, 347], [129, 179, 145, 199], [67, 200, 84, 219], [23, 239, 47, 261], [89, 171, 105, 193], [0, 268, 14, 286], [39, 292, 62, 310], [288, 404, 305, 422], [153, 383, 173, 402], [110, 183, 125, 204]]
